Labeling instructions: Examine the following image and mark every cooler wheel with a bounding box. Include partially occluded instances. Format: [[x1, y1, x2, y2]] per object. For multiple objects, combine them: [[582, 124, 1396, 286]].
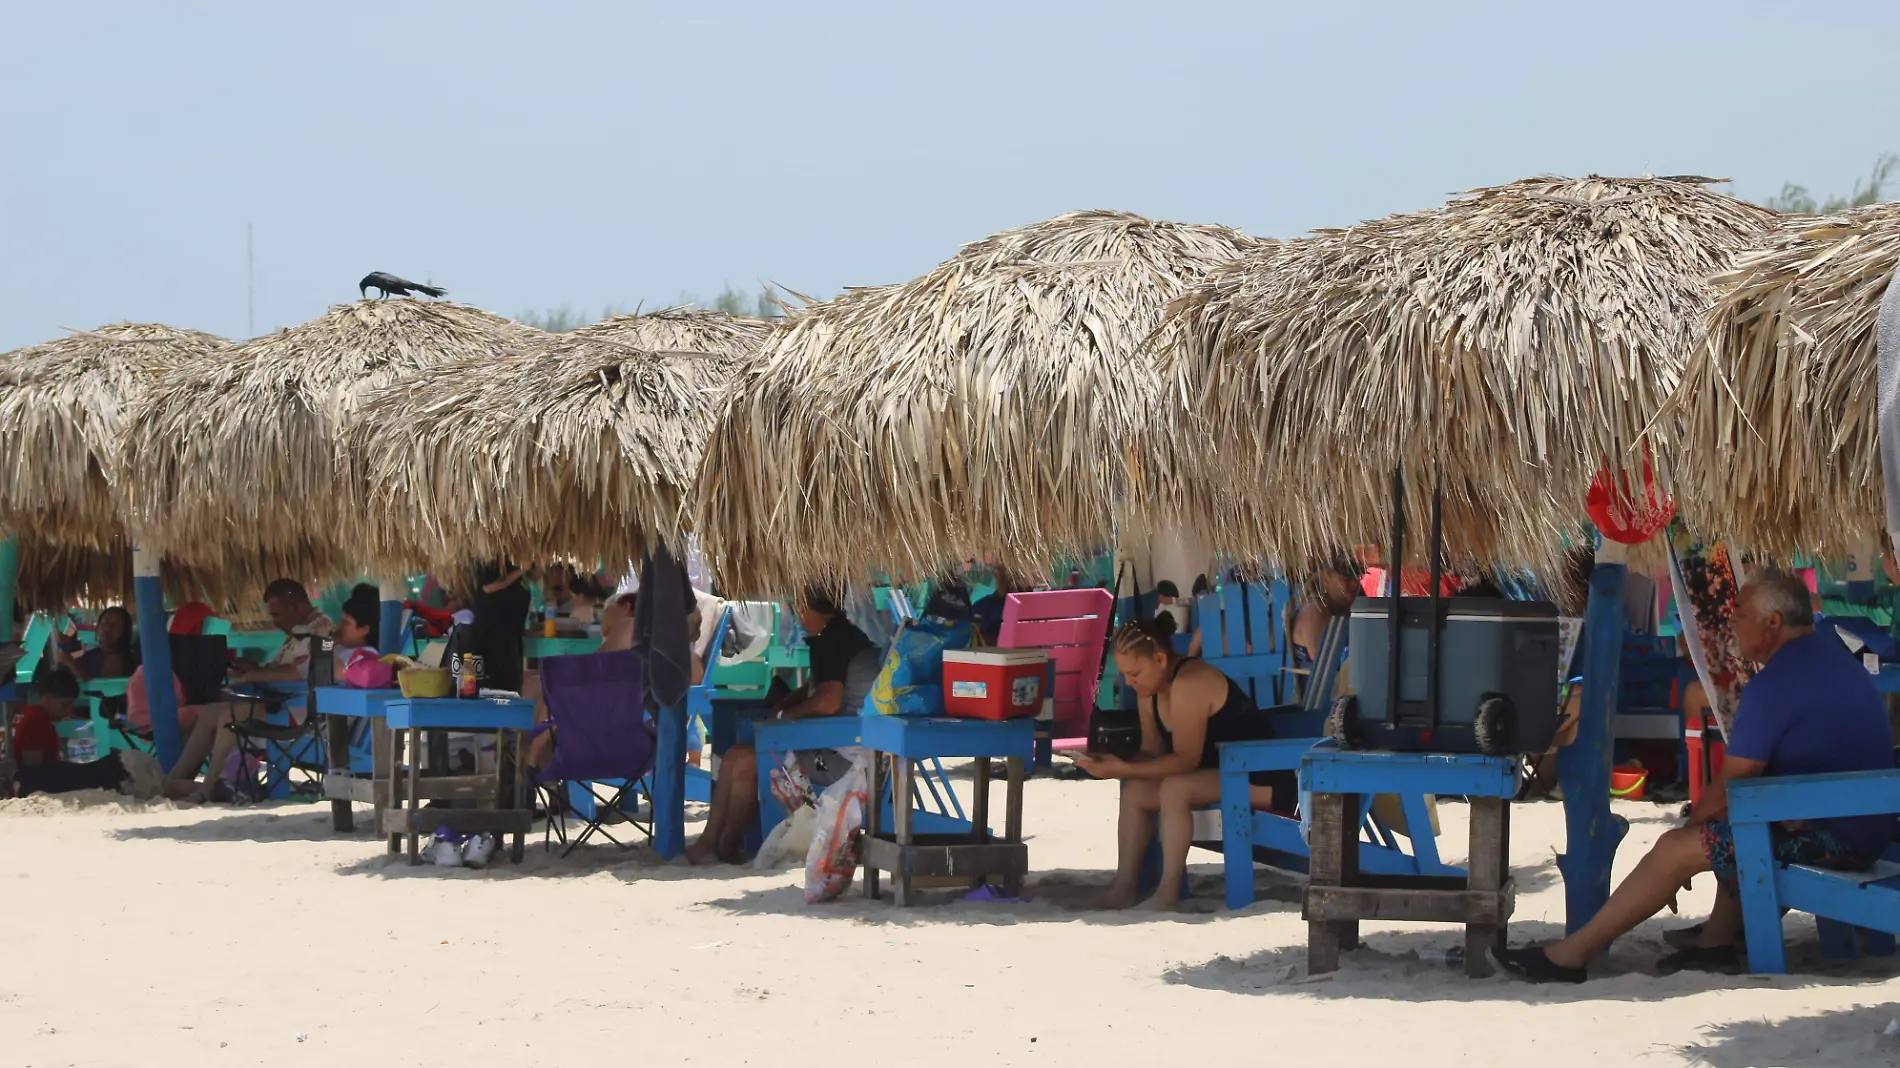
[[1474, 695, 1516, 757], [1326, 694, 1360, 749]]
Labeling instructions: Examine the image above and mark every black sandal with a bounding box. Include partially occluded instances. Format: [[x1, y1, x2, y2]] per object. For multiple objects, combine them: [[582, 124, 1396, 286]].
[[1492, 945, 1587, 984], [1663, 923, 1705, 950], [1657, 944, 1740, 975]]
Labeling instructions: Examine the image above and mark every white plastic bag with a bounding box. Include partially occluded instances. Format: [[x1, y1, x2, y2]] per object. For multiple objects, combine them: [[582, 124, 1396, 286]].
[[768, 750, 815, 813], [803, 761, 869, 903], [753, 804, 817, 869]]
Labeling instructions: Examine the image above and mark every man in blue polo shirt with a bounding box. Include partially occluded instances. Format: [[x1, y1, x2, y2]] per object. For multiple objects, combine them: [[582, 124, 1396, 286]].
[[1498, 568, 1895, 983]]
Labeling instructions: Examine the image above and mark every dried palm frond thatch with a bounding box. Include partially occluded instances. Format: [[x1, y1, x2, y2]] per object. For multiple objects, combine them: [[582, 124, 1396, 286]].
[[698, 210, 1262, 595], [351, 308, 768, 573], [1150, 176, 1779, 576], [1672, 201, 1900, 556], [118, 300, 543, 579], [0, 323, 227, 552], [573, 306, 775, 355], [10, 530, 259, 613]]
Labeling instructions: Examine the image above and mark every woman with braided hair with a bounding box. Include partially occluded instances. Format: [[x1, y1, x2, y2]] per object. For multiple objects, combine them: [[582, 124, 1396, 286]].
[[1072, 618, 1295, 910]]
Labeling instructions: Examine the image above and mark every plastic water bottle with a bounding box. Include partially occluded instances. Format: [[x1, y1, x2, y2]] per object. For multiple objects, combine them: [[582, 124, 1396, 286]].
[[67, 721, 97, 763]]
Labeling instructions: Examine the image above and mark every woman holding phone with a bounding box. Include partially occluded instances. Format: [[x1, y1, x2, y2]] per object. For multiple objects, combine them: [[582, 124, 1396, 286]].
[[1070, 618, 1293, 910]]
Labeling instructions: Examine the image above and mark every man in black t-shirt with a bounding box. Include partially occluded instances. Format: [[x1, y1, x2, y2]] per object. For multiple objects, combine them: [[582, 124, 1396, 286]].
[[684, 587, 881, 865]]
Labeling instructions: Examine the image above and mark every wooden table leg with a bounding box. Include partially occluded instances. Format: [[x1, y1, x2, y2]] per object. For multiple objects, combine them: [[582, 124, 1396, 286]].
[[893, 755, 915, 907], [1002, 755, 1026, 898], [862, 749, 882, 901], [509, 729, 527, 863], [325, 713, 354, 832], [381, 718, 400, 851], [1305, 791, 1359, 975], [970, 754, 992, 891], [1464, 796, 1506, 977], [405, 725, 421, 865]]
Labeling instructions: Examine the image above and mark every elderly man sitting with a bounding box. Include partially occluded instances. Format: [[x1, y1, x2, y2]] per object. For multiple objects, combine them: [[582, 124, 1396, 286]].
[[1496, 568, 1896, 983]]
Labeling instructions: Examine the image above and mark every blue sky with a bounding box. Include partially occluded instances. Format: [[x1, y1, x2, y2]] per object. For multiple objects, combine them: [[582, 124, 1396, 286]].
[[3, 0, 1896, 349]]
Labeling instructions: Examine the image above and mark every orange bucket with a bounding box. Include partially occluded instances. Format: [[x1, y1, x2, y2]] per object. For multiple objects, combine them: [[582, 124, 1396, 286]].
[[1610, 766, 1648, 801]]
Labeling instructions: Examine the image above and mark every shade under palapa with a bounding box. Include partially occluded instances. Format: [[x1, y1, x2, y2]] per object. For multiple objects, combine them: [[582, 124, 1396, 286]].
[[1149, 175, 1779, 576], [1672, 201, 1900, 556], [119, 299, 544, 584], [697, 209, 1262, 595], [350, 308, 770, 574]]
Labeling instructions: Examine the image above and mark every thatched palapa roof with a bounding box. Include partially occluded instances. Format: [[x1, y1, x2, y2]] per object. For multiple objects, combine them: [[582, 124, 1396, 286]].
[[1150, 176, 1779, 575], [0, 323, 226, 551], [351, 308, 770, 573], [119, 299, 543, 581], [1672, 201, 1900, 556], [697, 210, 1262, 594]]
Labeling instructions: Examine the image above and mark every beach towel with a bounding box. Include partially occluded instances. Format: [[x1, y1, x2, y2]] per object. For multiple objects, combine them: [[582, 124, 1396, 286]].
[[634, 541, 693, 710], [1668, 523, 1753, 738]]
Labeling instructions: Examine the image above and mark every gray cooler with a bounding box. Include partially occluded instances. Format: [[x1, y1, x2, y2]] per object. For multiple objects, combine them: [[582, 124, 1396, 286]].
[[1333, 596, 1561, 756]]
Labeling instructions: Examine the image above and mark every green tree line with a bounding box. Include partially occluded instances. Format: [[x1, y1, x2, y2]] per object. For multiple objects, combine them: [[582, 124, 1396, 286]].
[[1762, 153, 1897, 214], [520, 285, 776, 334]]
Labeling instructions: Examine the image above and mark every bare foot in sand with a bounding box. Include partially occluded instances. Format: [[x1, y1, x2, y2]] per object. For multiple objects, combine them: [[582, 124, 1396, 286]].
[[683, 838, 721, 866], [1135, 893, 1181, 913], [1080, 883, 1140, 910]]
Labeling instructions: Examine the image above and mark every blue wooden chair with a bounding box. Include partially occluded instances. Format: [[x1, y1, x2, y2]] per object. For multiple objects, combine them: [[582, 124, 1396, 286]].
[[1729, 769, 1900, 973], [1215, 613, 1460, 909], [1194, 579, 1296, 709]]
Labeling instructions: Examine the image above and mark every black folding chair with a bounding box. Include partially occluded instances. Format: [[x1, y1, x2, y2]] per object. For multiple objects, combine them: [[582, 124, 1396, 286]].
[[229, 635, 332, 800], [104, 634, 229, 753]]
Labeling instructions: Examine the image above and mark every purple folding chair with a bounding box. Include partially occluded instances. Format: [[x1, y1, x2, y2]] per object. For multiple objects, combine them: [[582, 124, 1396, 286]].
[[536, 650, 656, 856]]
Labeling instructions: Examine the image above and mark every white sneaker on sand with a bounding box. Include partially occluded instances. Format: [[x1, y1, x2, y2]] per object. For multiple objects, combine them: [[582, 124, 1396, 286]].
[[461, 833, 496, 869], [118, 751, 166, 800], [430, 831, 466, 867]]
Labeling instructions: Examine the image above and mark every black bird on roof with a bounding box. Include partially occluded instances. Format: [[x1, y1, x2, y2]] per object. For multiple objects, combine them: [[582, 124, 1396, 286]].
[[358, 272, 447, 300]]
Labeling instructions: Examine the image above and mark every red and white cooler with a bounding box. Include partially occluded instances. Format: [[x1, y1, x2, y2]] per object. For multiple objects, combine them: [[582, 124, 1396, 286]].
[[942, 648, 1048, 720]]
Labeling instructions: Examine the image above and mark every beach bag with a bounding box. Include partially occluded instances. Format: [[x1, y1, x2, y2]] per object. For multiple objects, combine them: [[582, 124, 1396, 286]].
[[804, 760, 869, 904], [866, 618, 974, 717], [342, 648, 395, 690], [768, 750, 816, 813], [753, 805, 817, 870], [1087, 707, 1142, 758]]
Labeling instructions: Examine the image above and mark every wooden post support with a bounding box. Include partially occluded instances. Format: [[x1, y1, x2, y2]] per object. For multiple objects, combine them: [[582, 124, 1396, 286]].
[[131, 543, 184, 770], [1464, 796, 1506, 977], [377, 578, 405, 660], [0, 536, 17, 643], [1556, 561, 1630, 934], [1304, 790, 1361, 974], [863, 748, 883, 900], [325, 708, 354, 832], [650, 699, 687, 859]]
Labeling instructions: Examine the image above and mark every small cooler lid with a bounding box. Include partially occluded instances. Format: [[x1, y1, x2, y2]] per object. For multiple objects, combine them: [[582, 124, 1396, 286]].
[[943, 648, 1048, 666]]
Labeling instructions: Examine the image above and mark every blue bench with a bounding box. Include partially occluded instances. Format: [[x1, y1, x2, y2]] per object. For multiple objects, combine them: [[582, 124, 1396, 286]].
[[1730, 769, 1900, 973]]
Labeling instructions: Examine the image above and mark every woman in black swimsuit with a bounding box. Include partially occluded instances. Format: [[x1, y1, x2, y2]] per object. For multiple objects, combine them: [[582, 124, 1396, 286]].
[[1072, 618, 1291, 910]]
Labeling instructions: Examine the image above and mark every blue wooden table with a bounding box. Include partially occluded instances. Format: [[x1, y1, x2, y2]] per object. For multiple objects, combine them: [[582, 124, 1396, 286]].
[[312, 686, 402, 833], [225, 629, 290, 660], [525, 634, 600, 661], [1301, 744, 1519, 977], [859, 715, 1035, 905], [382, 697, 537, 865]]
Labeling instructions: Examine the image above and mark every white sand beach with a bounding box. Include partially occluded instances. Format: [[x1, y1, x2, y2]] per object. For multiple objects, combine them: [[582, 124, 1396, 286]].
[[3, 774, 1896, 1068]]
